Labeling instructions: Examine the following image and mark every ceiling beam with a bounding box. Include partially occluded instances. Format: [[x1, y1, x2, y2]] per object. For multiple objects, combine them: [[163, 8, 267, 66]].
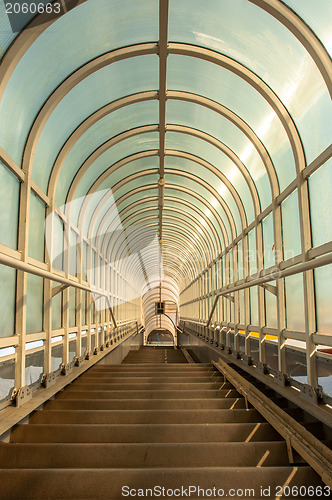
[[158, 0, 169, 246]]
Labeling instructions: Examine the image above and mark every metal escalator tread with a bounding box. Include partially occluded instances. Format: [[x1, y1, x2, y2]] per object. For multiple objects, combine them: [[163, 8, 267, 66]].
[[1, 347, 328, 499]]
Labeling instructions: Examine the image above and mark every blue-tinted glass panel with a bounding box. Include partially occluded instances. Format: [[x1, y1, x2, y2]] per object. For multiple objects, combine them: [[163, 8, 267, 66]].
[[28, 191, 45, 261], [166, 131, 254, 223], [0, 162, 19, 249], [69, 286, 76, 327], [69, 230, 77, 276], [285, 274, 305, 331], [250, 286, 258, 326], [309, 158, 332, 248], [248, 229, 257, 275], [315, 264, 332, 335], [263, 213, 275, 269], [283, 0, 332, 57], [166, 100, 272, 210], [282, 191, 301, 259], [52, 213, 64, 271], [169, 0, 331, 165], [52, 286, 62, 331], [0, 0, 157, 164], [54, 100, 158, 206], [0, 264, 16, 337], [165, 170, 234, 240], [26, 274, 43, 334], [265, 282, 278, 329]]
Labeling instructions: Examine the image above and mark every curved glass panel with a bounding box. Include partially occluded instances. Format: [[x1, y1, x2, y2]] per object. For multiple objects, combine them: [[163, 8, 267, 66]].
[[165, 158, 241, 235], [283, 0, 332, 56], [285, 274, 305, 331], [166, 131, 254, 223], [60, 132, 159, 209], [164, 186, 227, 247], [39, 100, 158, 200], [162, 209, 218, 257], [167, 54, 298, 189], [169, 0, 331, 164], [163, 202, 220, 250], [262, 213, 275, 270], [78, 171, 159, 237], [0, 264, 16, 337], [166, 99, 272, 208], [0, 162, 19, 249], [281, 191, 302, 260], [28, 191, 45, 262], [121, 209, 158, 229], [309, 158, 332, 248], [165, 173, 233, 241], [0, 54, 158, 169], [98, 189, 158, 247], [315, 264, 332, 335], [26, 274, 43, 334], [0, 0, 52, 58]]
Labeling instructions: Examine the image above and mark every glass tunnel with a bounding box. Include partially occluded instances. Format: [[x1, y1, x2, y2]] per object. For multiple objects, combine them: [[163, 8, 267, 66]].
[[0, 0, 331, 495], [0, 0, 331, 403]]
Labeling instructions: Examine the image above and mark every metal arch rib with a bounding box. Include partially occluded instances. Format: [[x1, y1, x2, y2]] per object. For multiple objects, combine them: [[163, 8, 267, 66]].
[[168, 44, 306, 174], [47, 105, 260, 219], [77, 154, 237, 242], [98, 200, 219, 259], [0, 0, 332, 109], [167, 125, 261, 216], [106, 210, 216, 269], [47, 92, 158, 197], [107, 217, 212, 274], [82, 147, 244, 240], [96, 185, 227, 256], [107, 226, 204, 283], [74, 153, 159, 230], [166, 149, 247, 229], [21, 43, 158, 173], [95, 195, 222, 256], [64, 126, 158, 205], [1, 0, 330, 105], [21, 43, 301, 196], [51, 118, 262, 224]]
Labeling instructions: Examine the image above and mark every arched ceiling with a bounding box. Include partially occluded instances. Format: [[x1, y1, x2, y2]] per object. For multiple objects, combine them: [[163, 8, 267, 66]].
[[0, 0, 331, 293]]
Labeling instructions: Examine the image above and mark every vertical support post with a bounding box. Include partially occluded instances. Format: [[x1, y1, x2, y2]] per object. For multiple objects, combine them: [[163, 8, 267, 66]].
[[43, 279, 52, 376], [62, 286, 70, 369], [273, 201, 287, 374], [225, 253, 230, 351], [75, 287, 82, 364], [86, 291, 92, 358], [296, 151, 318, 388], [15, 173, 31, 392], [243, 233, 251, 358], [256, 220, 266, 364], [233, 244, 240, 354]]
